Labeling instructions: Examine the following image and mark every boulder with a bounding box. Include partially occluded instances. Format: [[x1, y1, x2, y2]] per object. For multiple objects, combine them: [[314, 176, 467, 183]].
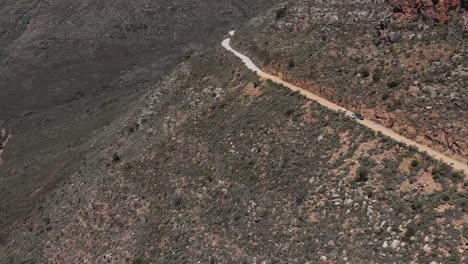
[[449, 92, 460, 101], [422, 86, 436, 94], [390, 239, 401, 249], [408, 85, 419, 96], [374, 112, 396, 128], [388, 31, 400, 43], [386, 0, 465, 24]]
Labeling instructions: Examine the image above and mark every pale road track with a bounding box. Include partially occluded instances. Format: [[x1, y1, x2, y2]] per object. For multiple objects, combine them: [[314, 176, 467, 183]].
[[222, 31, 468, 177], [0, 133, 12, 166]]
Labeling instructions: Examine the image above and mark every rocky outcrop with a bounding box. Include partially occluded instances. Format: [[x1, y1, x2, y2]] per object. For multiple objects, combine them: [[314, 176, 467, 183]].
[[425, 130, 464, 156], [374, 112, 397, 128], [386, 0, 467, 24]]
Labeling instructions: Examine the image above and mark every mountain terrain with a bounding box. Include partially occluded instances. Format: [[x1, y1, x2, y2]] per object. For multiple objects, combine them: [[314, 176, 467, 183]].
[[2, 37, 467, 263], [232, 0, 468, 163], [0, 0, 467, 263], [0, 0, 280, 246]]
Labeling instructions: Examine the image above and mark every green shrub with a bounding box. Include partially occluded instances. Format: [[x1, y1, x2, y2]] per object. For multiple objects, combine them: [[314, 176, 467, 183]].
[[450, 171, 463, 182], [133, 259, 149, 264], [404, 226, 416, 241], [358, 66, 370, 78], [357, 166, 369, 182], [387, 79, 400, 88], [411, 159, 419, 168], [112, 152, 121, 162], [381, 93, 390, 101], [285, 109, 295, 116], [373, 69, 382, 82], [432, 163, 452, 178], [275, 7, 287, 20]]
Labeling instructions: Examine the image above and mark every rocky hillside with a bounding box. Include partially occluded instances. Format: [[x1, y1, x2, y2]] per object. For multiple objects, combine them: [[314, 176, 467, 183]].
[[1, 1, 466, 263], [231, 0, 468, 163], [0, 0, 280, 246], [387, 0, 466, 24], [1, 34, 466, 263]]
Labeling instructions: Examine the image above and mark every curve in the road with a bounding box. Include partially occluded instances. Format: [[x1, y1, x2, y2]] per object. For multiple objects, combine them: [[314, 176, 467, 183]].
[[222, 32, 468, 177]]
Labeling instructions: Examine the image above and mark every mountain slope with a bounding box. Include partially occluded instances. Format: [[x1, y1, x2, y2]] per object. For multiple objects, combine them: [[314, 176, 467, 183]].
[[0, 0, 279, 245], [1, 1, 466, 262], [231, 0, 468, 163], [1, 33, 466, 263]]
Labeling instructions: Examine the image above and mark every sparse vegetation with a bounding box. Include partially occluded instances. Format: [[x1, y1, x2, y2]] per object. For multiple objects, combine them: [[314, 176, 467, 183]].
[[357, 166, 369, 182], [372, 68, 382, 82], [288, 58, 295, 68], [2, 1, 467, 263], [231, 0, 468, 163], [357, 66, 370, 78], [386, 79, 401, 88]]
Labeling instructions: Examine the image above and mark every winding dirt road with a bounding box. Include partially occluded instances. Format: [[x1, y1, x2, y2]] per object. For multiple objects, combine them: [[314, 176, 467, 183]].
[[222, 31, 468, 176]]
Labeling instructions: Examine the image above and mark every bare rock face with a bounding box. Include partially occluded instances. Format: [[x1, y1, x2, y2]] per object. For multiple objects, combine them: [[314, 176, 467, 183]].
[[425, 130, 463, 155], [386, 0, 467, 24], [374, 112, 397, 128]]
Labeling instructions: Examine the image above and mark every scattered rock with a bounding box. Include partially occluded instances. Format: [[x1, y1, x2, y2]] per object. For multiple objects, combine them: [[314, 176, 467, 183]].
[[388, 31, 400, 43], [146, 128, 154, 135], [423, 244, 432, 252], [402, 126, 417, 138], [390, 239, 400, 249], [451, 54, 462, 62], [422, 86, 436, 94], [408, 86, 419, 96], [454, 71, 468, 78], [449, 92, 460, 101], [383, 241, 388, 248]]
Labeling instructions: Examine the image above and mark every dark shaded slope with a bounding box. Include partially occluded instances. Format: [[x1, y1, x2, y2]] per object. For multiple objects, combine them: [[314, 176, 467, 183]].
[[0, 0, 278, 122], [0, 0, 279, 243]]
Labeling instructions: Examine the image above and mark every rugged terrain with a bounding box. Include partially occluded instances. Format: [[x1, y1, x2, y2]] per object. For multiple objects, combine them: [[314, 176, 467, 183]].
[[0, 0, 280, 244], [0, 1, 466, 263], [231, 0, 468, 163], [2, 33, 467, 264]]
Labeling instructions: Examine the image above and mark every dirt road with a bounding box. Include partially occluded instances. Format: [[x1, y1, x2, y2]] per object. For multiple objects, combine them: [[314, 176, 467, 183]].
[[0, 131, 12, 166], [222, 32, 468, 176]]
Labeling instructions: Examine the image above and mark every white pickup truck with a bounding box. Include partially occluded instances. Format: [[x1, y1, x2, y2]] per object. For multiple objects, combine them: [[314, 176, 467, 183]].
[[338, 108, 364, 120]]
